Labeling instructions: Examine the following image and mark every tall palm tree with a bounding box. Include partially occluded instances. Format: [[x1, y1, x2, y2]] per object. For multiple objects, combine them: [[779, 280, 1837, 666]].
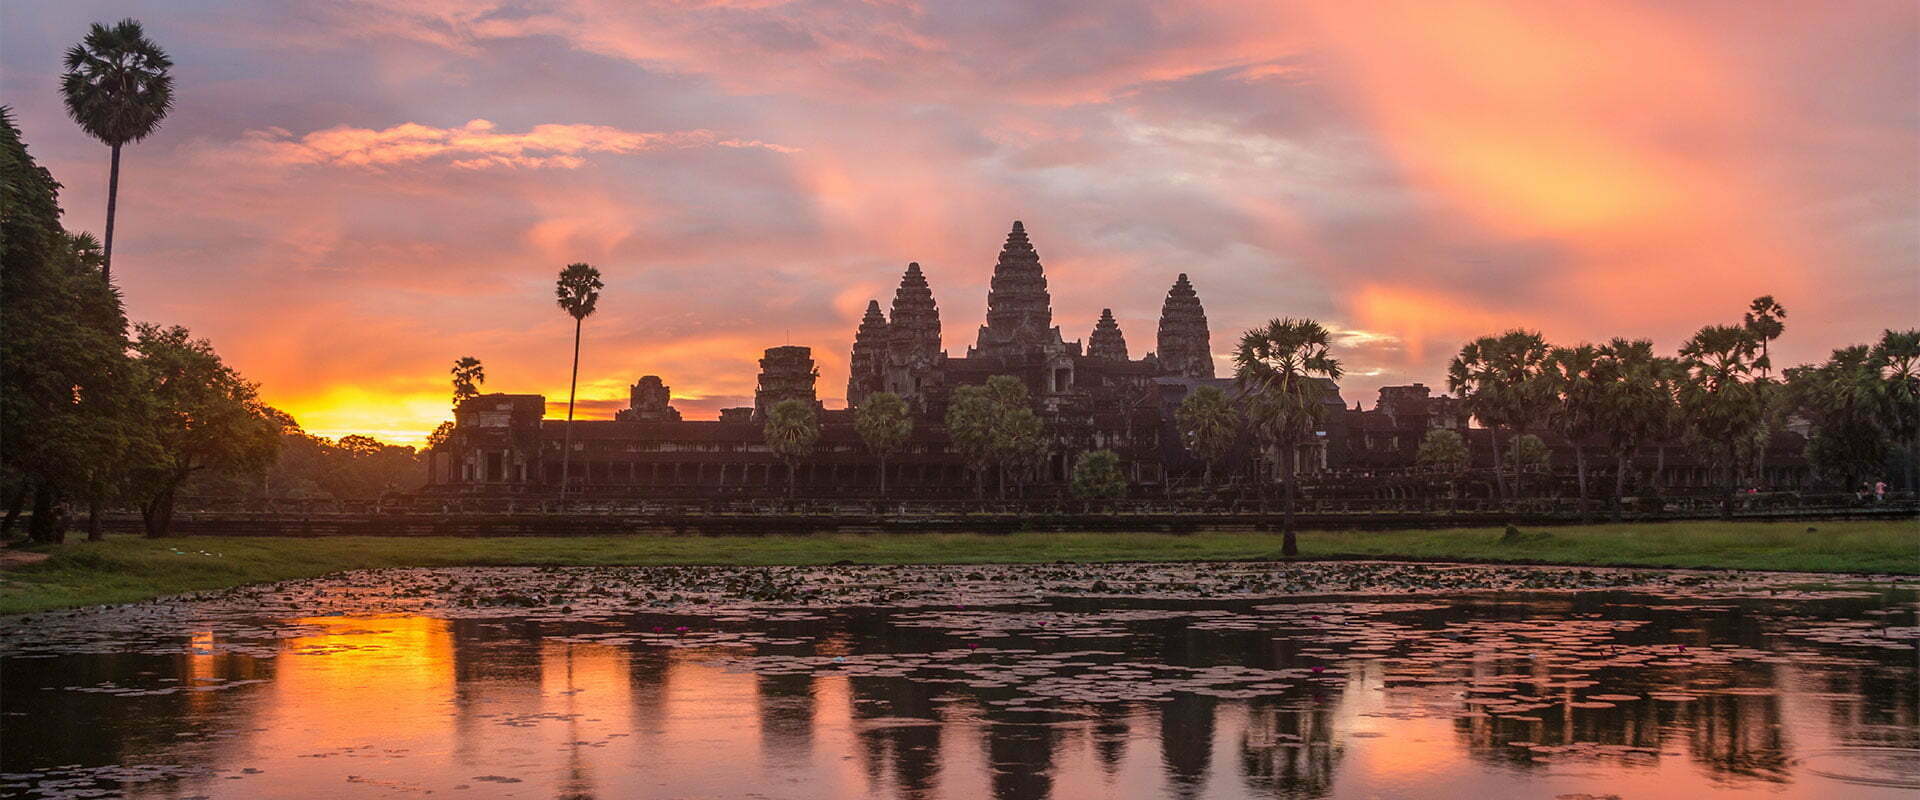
[[1743, 295, 1787, 378], [554, 263, 602, 498], [1233, 318, 1342, 556], [1544, 344, 1605, 520], [61, 18, 174, 284], [765, 399, 820, 497]]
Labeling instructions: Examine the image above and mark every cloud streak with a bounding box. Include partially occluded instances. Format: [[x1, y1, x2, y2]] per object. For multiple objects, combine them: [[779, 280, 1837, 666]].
[[207, 118, 796, 170]]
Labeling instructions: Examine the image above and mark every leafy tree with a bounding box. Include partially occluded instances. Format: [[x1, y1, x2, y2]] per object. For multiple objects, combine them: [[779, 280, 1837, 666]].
[[1544, 344, 1606, 518], [1592, 339, 1683, 519], [763, 399, 819, 496], [943, 377, 1048, 499], [1233, 318, 1342, 556], [1504, 434, 1551, 474], [1743, 296, 1787, 378], [1678, 324, 1767, 518], [451, 356, 485, 408], [1783, 345, 1887, 489], [945, 385, 998, 498], [0, 108, 144, 543], [426, 420, 456, 452], [1070, 449, 1127, 501], [554, 263, 602, 497], [1416, 429, 1468, 471], [60, 18, 174, 283], [1447, 330, 1553, 500], [854, 392, 912, 496], [986, 376, 1048, 498], [1867, 329, 1920, 490], [1175, 385, 1239, 487], [127, 324, 279, 537]]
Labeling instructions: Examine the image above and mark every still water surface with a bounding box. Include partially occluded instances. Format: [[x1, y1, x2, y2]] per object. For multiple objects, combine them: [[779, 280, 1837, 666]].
[[2, 562, 1916, 799]]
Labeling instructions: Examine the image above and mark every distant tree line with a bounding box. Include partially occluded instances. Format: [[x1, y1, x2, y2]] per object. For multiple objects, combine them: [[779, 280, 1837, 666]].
[[1165, 299, 1915, 528]]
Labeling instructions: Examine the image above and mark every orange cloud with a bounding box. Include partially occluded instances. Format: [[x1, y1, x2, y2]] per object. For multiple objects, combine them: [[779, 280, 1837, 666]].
[[206, 118, 796, 170]]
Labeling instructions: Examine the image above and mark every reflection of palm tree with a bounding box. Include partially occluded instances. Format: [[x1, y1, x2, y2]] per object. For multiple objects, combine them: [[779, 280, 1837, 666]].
[[757, 668, 817, 769], [557, 642, 597, 800], [847, 674, 943, 798], [1092, 703, 1131, 777], [1159, 694, 1217, 799], [984, 707, 1058, 800]]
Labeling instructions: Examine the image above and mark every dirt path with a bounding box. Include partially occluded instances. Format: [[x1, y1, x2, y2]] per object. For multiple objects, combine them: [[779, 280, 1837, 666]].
[[0, 550, 50, 569]]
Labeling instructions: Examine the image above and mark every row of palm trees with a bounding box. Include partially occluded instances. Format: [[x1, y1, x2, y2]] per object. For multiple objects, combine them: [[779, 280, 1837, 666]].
[[1440, 297, 1917, 520]]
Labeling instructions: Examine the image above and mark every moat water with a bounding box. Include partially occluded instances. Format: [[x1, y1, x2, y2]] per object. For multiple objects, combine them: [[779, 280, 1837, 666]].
[[2, 562, 1916, 799]]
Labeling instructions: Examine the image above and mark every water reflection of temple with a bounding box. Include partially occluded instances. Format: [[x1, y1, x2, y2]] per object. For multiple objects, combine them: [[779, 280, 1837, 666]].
[[7, 591, 1916, 800]]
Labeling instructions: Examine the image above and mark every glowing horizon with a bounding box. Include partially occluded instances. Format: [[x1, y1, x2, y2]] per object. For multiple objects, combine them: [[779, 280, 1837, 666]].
[[4, 1, 1914, 448]]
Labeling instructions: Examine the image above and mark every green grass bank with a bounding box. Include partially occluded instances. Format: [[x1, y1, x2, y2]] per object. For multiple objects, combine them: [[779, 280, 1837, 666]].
[[3, 520, 1914, 615]]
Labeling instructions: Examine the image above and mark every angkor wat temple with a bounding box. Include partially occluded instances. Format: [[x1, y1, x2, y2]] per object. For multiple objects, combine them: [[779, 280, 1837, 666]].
[[427, 221, 1812, 499]]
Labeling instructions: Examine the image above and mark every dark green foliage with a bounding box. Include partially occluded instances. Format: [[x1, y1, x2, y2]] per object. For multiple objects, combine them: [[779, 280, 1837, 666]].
[[854, 392, 912, 495], [0, 109, 144, 542], [1070, 450, 1127, 501], [1678, 323, 1768, 516], [1416, 429, 1468, 472], [1175, 385, 1238, 485], [60, 19, 174, 148], [126, 324, 280, 536], [944, 376, 1048, 499], [764, 399, 819, 496]]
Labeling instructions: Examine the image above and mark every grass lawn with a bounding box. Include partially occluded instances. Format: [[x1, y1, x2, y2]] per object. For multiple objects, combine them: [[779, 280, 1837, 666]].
[[2, 519, 1914, 615]]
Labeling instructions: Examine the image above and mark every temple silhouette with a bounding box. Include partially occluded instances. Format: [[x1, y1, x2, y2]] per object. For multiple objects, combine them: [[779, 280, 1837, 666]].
[[426, 221, 1814, 498]]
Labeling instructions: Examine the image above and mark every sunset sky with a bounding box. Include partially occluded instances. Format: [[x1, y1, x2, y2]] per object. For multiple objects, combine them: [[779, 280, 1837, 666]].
[[4, 1, 1915, 445]]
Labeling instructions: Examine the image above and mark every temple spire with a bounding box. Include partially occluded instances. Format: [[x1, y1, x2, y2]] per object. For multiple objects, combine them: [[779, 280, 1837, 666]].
[[1156, 273, 1213, 378], [887, 262, 941, 364], [1088, 308, 1129, 361], [847, 299, 888, 407], [973, 219, 1060, 357]]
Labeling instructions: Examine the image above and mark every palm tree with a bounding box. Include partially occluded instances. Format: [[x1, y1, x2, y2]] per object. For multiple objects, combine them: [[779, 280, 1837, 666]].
[[1545, 344, 1605, 520], [1175, 385, 1239, 488], [1233, 318, 1342, 556], [1447, 330, 1553, 501], [61, 18, 174, 284], [765, 399, 819, 497], [1868, 329, 1920, 491], [1679, 324, 1765, 518], [450, 356, 485, 408], [1593, 339, 1682, 520], [853, 392, 912, 496], [554, 263, 602, 498], [1743, 296, 1787, 378]]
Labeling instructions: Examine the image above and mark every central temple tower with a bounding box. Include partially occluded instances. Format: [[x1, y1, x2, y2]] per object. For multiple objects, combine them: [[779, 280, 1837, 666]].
[[970, 221, 1070, 359]]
